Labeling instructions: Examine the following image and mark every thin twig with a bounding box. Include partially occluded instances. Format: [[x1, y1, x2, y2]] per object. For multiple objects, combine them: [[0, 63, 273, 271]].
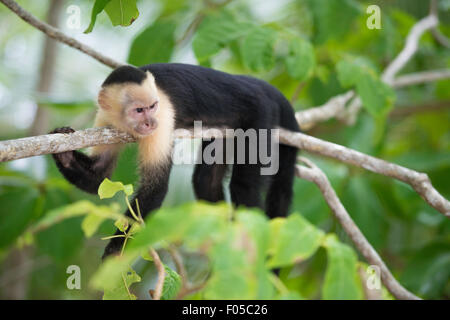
[[150, 248, 165, 300], [428, 0, 449, 48], [392, 69, 450, 88], [295, 157, 420, 300], [2, 0, 449, 132], [290, 82, 306, 104], [298, 0, 444, 130], [0, 0, 124, 68], [168, 245, 209, 300], [382, 15, 438, 83], [298, 68, 450, 129], [295, 91, 355, 130], [168, 246, 188, 288]]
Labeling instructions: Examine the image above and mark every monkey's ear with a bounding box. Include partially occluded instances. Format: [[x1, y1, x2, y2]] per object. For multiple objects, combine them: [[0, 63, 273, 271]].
[[97, 88, 110, 110], [145, 71, 155, 84]]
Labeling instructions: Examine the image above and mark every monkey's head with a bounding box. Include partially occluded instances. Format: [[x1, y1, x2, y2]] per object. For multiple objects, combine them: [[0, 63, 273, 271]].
[[97, 66, 160, 138]]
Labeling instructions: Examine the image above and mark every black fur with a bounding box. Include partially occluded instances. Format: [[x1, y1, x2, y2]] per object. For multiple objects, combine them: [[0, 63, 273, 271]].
[[51, 63, 300, 259], [50, 127, 117, 194], [102, 162, 172, 259], [102, 65, 147, 87]]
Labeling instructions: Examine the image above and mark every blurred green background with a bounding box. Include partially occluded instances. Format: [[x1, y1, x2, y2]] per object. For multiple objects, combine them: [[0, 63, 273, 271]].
[[0, 0, 449, 299]]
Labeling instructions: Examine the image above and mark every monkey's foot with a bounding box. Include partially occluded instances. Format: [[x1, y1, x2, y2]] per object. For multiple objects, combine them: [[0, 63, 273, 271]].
[[50, 126, 75, 134]]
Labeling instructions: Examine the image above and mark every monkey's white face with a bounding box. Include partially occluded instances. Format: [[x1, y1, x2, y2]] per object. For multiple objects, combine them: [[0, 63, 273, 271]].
[[124, 99, 159, 136], [98, 72, 161, 137]]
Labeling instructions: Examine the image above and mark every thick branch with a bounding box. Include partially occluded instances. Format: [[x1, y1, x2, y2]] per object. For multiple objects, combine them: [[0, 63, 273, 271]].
[[295, 157, 420, 300], [0, 127, 134, 161], [0, 126, 448, 217], [0, 0, 124, 69]]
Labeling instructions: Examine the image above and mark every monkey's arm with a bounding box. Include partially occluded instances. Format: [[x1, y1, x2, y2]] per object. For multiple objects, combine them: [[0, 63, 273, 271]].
[[102, 163, 172, 258], [51, 127, 119, 194]]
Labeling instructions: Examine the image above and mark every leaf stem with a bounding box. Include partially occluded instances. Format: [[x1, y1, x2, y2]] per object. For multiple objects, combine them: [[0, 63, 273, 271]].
[[125, 196, 140, 222]]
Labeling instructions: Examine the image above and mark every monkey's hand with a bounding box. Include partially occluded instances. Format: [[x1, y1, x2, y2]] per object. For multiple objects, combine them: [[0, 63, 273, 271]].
[[49, 127, 76, 168]]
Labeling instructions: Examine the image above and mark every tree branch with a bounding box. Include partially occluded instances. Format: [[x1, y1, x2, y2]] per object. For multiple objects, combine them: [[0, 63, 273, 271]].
[[429, 0, 450, 48], [296, 68, 450, 129], [296, 0, 446, 130], [295, 157, 420, 300], [392, 69, 450, 88], [0, 0, 124, 69], [382, 15, 438, 83], [149, 248, 165, 300], [2, 0, 449, 131], [279, 128, 450, 217], [1, 0, 448, 301], [0, 126, 448, 218]]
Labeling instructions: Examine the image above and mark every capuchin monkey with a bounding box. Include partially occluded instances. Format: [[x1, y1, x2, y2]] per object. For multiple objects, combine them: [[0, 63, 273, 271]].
[[50, 63, 300, 258]]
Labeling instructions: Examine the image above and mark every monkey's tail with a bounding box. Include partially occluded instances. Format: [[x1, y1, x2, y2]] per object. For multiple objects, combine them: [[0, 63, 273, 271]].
[[265, 98, 300, 218]]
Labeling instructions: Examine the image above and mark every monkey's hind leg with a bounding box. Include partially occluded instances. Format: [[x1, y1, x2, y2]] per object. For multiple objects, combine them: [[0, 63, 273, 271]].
[[229, 163, 264, 210], [193, 140, 229, 203]]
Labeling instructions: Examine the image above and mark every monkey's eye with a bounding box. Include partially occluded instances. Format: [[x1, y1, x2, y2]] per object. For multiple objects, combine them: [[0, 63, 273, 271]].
[[136, 108, 144, 113], [149, 102, 157, 109]]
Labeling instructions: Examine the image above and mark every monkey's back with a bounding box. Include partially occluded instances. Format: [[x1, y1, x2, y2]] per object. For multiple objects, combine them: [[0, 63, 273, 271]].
[[142, 63, 299, 132]]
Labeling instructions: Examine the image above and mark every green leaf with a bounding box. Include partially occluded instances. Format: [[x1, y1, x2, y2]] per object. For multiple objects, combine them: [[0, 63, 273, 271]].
[[285, 38, 315, 81], [267, 214, 325, 268], [128, 221, 142, 235], [193, 11, 255, 62], [129, 202, 228, 250], [114, 217, 129, 233], [356, 74, 395, 118], [400, 243, 450, 299], [36, 217, 85, 261], [336, 58, 395, 117], [279, 291, 303, 300], [241, 28, 276, 72], [90, 252, 141, 299], [336, 59, 364, 87], [161, 264, 182, 300], [236, 209, 269, 265], [204, 239, 255, 299], [104, 0, 139, 27], [307, 0, 360, 44], [103, 268, 141, 300], [341, 176, 387, 249], [98, 178, 133, 199], [82, 214, 106, 238], [84, 0, 111, 33], [322, 235, 363, 300], [30, 200, 122, 236], [0, 186, 41, 248], [236, 209, 273, 299], [128, 21, 176, 65]]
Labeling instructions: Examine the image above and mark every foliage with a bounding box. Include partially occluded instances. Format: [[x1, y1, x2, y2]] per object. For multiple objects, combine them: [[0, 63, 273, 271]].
[[89, 180, 366, 299]]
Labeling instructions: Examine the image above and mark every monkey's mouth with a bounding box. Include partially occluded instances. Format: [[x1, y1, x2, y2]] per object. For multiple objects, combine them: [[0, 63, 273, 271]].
[[135, 121, 158, 136]]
